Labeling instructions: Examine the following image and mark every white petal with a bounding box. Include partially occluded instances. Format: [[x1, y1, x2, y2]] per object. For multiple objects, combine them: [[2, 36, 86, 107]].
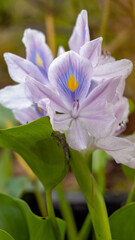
[[13, 107, 39, 124], [80, 37, 103, 67], [68, 10, 90, 53], [98, 55, 115, 65], [94, 136, 135, 168], [39, 98, 71, 133], [0, 83, 31, 109], [93, 59, 133, 82], [22, 28, 46, 47], [26, 76, 68, 113], [66, 119, 90, 151], [57, 46, 65, 56], [4, 53, 47, 84]]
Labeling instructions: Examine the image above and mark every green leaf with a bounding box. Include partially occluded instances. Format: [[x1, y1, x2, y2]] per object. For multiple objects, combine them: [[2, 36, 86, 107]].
[[0, 229, 15, 240], [0, 117, 69, 191], [6, 176, 29, 198], [109, 203, 135, 240], [0, 105, 17, 128], [0, 149, 13, 192], [0, 193, 66, 240], [122, 164, 135, 181]]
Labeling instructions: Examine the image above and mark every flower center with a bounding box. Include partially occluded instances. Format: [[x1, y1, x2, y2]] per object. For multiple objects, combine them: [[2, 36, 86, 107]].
[[72, 99, 79, 119], [67, 74, 79, 92]]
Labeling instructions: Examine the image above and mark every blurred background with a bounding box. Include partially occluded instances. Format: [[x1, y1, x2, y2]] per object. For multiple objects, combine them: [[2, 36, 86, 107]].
[[0, 0, 135, 213]]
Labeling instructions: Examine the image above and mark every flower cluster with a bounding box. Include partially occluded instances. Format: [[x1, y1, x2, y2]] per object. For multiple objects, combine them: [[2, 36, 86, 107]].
[[0, 10, 135, 167]]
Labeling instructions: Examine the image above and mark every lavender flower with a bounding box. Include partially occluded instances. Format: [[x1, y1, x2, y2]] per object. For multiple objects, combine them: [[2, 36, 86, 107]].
[[0, 29, 53, 123]]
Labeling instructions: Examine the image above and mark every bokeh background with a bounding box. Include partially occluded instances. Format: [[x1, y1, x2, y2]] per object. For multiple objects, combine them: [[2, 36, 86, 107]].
[[0, 0, 135, 199]]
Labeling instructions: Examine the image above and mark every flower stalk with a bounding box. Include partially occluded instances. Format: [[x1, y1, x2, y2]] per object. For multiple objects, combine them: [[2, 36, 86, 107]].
[[46, 190, 62, 240], [56, 184, 78, 240], [70, 149, 112, 240]]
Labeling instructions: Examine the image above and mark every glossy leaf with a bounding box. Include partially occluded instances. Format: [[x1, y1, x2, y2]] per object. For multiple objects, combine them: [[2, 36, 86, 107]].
[[0, 117, 69, 191], [0, 193, 66, 240], [109, 203, 135, 240], [0, 229, 15, 240]]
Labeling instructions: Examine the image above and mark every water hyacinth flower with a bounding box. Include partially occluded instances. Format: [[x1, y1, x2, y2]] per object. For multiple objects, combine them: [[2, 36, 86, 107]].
[[0, 29, 53, 124], [26, 51, 121, 150], [0, 9, 134, 168], [69, 10, 132, 86], [26, 48, 135, 167]]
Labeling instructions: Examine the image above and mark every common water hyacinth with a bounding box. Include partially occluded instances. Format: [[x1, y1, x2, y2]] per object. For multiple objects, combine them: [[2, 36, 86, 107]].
[[0, 8, 135, 240], [0, 29, 54, 124], [0, 9, 135, 168]]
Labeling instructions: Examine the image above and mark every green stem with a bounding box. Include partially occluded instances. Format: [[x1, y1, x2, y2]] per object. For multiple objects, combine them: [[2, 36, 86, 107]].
[[34, 180, 48, 217], [127, 181, 135, 204], [56, 184, 77, 240], [45, 0, 56, 56], [46, 190, 62, 240], [99, 0, 110, 40], [78, 213, 92, 240], [70, 150, 112, 240]]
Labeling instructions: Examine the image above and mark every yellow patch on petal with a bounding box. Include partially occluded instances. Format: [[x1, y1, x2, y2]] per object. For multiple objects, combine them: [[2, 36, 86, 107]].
[[35, 53, 44, 67], [37, 105, 42, 113], [67, 74, 79, 92]]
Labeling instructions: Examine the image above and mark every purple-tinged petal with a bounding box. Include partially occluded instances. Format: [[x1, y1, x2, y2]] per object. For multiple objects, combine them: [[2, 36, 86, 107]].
[[93, 59, 133, 82], [22, 28, 53, 77], [40, 98, 72, 133], [94, 136, 135, 168], [66, 119, 90, 151], [81, 77, 121, 110], [4, 53, 47, 84], [78, 77, 122, 138], [68, 10, 90, 53], [0, 83, 31, 109], [48, 51, 93, 107], [98, 55, 115, 65], [113, 97, 129, 136], [13, 106, 39, 124], [80, 102, 116, 138], [26, 76, 69, 113], [57, 46, 65, 56], [80, 37, 103, 67]]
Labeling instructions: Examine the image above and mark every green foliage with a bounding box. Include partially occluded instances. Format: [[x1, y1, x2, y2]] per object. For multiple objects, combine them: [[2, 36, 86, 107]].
[[6, 176, 29, 198], [122, 164, 135, 181], [0, 193, 66, 240], [128, 99, 135, 114], [109, 203, 135, 240], [70, 149, 112, 240], [92, 149, 108, 193], [0, 229, 15, 240], [0, 105, 16, 129], [0, 149, 13, 192], [0, 117, 69, 191]]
